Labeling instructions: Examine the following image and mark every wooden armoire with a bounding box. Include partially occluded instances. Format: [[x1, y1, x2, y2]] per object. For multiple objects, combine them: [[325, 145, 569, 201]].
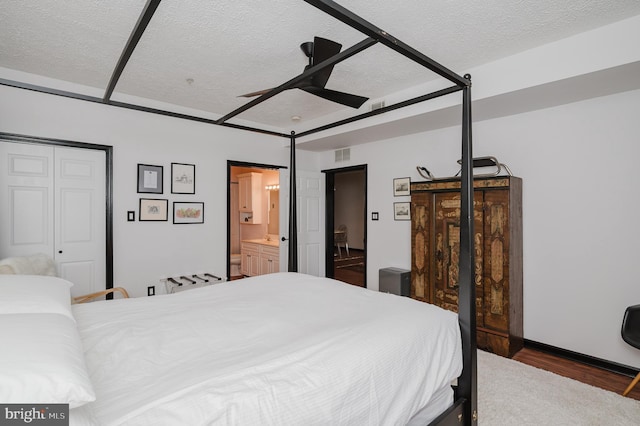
[[410, 176, 523, 357]]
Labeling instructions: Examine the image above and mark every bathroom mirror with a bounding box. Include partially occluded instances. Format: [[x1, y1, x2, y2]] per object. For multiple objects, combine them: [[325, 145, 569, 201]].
[[267, 189, 279, 235]]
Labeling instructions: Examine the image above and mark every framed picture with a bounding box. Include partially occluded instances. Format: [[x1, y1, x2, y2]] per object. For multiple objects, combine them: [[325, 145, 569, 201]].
[[173, 202, 204, 224], [137, 164, 163, 194], [393, 177, 410, 196], [139, 198, 168, 221], [394, 202, 411, 221], [171, 163, 195, 194]]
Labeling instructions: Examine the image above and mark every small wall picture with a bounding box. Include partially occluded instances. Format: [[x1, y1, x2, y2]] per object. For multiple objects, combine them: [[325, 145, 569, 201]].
[[394, 202, 411, 221], [393, 177, 410, 196], [173, 202, 204, 224], [137, 164, 163, 194], [171, 163, 195, 194], [139, 198, 168, 221]]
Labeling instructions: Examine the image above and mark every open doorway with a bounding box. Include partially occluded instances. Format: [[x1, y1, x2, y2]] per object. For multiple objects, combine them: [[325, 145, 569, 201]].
[[227, 161, 284, 281], [324, 165, 367, 287]]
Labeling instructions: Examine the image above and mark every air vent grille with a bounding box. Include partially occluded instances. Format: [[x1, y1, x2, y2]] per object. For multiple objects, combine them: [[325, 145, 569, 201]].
[[371, 100, 386, 111], [334, 148, 351, 162]]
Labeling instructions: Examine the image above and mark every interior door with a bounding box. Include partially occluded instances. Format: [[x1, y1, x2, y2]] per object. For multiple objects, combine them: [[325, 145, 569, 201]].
[[279, 169, 325, 276], [54, 147, 106, 296], [0, 141, 106, 296]]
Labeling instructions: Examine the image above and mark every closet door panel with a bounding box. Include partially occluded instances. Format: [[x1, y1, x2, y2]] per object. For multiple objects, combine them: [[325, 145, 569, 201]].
[[0, 143, 54, 257], [11, 188, 49, 246], [55, 147, 105, 297]]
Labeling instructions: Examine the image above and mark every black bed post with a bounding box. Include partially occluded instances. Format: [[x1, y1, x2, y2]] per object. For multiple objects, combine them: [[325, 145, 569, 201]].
[[458, 74, 477, 425], [288, 131, 298, 272]]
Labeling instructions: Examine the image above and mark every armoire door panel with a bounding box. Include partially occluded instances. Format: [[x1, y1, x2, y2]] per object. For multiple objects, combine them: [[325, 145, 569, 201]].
[[433, 191, 485, 326], [482, 189, 510, 333], [410, 192, 430, 302]]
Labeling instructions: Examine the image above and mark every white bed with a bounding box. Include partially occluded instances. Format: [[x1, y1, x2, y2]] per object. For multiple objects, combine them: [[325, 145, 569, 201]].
[[1, 272, 462, 425]]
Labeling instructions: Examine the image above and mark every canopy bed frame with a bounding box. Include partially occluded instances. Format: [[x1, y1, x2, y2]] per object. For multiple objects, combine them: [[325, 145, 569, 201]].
[[0, 0, 477, 424]]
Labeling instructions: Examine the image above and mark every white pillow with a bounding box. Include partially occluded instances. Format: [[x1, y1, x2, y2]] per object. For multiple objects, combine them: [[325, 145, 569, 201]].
[[0, 313, 96, 408], [0, 274, 74, 320]]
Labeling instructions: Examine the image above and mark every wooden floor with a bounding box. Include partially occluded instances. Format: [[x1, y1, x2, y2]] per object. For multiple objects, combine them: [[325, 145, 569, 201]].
[[513, 347, 640, 401], [332, 248, 365, 287]]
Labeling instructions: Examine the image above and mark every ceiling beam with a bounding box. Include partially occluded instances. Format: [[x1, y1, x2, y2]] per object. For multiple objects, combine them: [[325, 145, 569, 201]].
[[216, 37, 378, 125], [297, 84, 462, 138], [103, 0, 162, 102], [304, 0, 470, 88], [0, 78, 288, 138]]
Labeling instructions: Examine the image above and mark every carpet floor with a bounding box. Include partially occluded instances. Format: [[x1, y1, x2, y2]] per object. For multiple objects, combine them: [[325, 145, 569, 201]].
[[479, 350, 640, 425]]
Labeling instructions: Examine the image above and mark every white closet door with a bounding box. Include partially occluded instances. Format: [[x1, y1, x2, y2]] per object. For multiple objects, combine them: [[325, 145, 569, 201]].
[[0, 141, 106, 297], [54, 147, 105, 297], [0, 142, 55, 258]]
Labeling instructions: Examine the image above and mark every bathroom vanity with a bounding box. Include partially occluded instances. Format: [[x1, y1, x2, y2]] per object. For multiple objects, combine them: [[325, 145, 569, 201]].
[[240, 239, 279, 277]]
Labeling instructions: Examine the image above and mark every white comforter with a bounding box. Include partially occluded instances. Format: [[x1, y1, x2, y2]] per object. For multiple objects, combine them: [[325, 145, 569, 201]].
[[71, 273, 462, 425]]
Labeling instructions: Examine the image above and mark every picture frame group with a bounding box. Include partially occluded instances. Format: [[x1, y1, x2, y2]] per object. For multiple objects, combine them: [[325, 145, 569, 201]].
[[136, 163, 203, 224]]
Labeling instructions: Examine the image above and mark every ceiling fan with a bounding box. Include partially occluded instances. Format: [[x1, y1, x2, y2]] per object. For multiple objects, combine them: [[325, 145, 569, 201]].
[[239, 36, 369, 109]]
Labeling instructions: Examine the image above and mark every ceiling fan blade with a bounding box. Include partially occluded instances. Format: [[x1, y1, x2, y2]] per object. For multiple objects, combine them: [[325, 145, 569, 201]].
[[301, 86, 368, 109], [310, 37, 342, 88], [238, 88, 276, 98]]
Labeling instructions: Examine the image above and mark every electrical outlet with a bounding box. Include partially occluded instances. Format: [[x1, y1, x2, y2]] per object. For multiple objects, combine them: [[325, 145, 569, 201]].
[[147, 286, 155, 296]]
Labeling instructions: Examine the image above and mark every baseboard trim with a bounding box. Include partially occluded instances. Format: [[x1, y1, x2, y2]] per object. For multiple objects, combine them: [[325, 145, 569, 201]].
[[524, 339, 639, 378]]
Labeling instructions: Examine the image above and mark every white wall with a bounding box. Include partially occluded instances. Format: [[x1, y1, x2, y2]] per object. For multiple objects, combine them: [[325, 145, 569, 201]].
[[318, 88, 640, 368], [0, 84, 317, 297]]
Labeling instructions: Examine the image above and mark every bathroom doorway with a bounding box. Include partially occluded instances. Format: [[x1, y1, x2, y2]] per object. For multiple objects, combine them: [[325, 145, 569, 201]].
[[323, 165, 367, 287], [227, 161, 284, 280]]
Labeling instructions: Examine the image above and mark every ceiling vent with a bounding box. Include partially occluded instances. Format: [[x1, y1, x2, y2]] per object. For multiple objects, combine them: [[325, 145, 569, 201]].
[[335, 148, 351, 162], [371, 100, 386, 111]]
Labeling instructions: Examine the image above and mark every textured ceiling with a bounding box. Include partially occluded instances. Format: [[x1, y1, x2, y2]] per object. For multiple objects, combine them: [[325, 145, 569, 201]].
[[2, 0, 640, 132]]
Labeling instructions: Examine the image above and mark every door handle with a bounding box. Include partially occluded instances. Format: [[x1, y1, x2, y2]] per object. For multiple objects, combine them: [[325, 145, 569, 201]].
[[281, 236, 288, 241], [58, 250, 63, 254]]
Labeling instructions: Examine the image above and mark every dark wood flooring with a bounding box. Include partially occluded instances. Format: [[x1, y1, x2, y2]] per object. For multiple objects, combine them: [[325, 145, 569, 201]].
[[332, 248, 365, 287], [513, 347, 640, 401]]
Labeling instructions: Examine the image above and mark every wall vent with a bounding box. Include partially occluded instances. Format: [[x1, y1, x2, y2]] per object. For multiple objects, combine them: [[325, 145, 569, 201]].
[[371, 100, 386, 111], [334, 148, 351, 162]]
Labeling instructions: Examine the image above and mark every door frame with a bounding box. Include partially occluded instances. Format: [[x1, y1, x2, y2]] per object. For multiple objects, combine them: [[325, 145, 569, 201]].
[[226, 160, 285, 280], [322, 164, 368, 287], [0, 132, 114, 291]]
